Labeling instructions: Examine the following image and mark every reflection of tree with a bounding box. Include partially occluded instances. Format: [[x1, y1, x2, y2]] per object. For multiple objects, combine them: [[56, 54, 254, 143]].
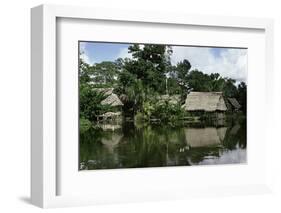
[[185, 146, 221, 164], [222, 120, 246, 150], [79, 119, 246, 170], [117, 123, 187, 168], [79, 128, 124, 169]]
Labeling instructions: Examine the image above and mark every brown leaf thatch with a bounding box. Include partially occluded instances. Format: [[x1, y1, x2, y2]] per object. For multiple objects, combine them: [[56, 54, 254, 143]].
[[93, 88, 123, 107], [182, 92, 227, 112]]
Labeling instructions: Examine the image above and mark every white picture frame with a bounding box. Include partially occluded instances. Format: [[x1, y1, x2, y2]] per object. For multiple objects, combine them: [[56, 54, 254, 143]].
[[31, 4, 274, 208]]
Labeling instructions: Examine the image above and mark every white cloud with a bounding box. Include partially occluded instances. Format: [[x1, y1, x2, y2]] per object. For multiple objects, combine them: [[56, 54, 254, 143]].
[[171, 46, 247, 83], [198, 148, 246, 165], [79, 42, 94, 65], [80, 52, 93, 65], [117, 47, 132, 59]]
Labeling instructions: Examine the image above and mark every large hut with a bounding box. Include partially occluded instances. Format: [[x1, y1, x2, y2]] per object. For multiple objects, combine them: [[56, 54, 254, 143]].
[[182, 92, 227, 118]]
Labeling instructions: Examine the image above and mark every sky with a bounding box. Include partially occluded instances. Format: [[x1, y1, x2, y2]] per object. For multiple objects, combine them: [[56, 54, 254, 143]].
[[79, 41, 247, 83]]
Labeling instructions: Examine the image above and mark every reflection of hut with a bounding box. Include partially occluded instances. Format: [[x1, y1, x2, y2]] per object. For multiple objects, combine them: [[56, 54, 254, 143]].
[[101, 133, 123, 153], [184, 127, 227, 147], [182, 92, 227, 118], [227, 98, 241, 112], [96, 123, 122, 131], [217, 127, 227, 141]]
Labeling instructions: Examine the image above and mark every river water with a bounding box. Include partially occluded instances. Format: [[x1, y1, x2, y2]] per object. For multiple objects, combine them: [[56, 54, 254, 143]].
[[79, 120, 246, 170]]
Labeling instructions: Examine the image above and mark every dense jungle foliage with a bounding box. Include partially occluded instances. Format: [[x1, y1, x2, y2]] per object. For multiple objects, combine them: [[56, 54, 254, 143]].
[[79, 44, 247, 125]]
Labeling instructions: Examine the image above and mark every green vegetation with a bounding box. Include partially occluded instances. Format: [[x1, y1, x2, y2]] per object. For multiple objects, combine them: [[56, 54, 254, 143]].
[[79, 44, 247, 125], [79, 43, 247, 170], [80, 117, 92, 133], [79, 83, 113, 121]]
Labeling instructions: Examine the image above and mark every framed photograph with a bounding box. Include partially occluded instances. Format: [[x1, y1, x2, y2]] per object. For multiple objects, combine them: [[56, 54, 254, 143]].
[[31, 4, 274, 208], [77, 41, 248, 170]]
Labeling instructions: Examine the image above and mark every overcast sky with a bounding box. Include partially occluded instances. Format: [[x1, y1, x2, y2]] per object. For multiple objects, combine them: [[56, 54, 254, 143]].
[[80, 42, 247, 83]]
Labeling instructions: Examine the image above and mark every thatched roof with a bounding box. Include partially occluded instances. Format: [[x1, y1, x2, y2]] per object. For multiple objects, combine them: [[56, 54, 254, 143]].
[[182, 92, 227, 112], [93, 88, 123, 107], [185, 127, 227, 147], [101, 93, 123, 106], [228, 98, 241, 110]]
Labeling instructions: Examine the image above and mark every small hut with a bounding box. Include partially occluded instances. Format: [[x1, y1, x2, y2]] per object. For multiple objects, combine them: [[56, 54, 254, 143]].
[[182, 92, 227, 118], [227, 98, 241, 112], [101, 93, 123, 107], [101, 132, 123, 153], [94, 88, 123, 121], [93, 88, 123, 107]]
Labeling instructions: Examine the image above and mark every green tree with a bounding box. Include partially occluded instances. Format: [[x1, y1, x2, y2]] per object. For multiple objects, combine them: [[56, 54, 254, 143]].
[[124, 44, 172, 93], [79, 58, 92, 84], [90, 61, 119, 86], [79, 84, 112, 121], [175, 59, 191, 90], [186, 70, 238, 98], [236, 82, 247, 114], [166, 77, 182, 95], [209, 73, 225, 91], [223, 78, 238, 97], [116, 44, 173, 115], [187, 70, 212, 92]]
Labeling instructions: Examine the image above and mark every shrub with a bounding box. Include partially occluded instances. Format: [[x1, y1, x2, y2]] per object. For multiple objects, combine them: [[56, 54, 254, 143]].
[[153, 101, 185, 122], [79, 83, 113, 121], [80, 118, 92, 133]]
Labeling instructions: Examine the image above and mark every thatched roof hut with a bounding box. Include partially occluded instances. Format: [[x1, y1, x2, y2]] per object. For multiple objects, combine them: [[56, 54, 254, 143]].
[[227, 98, 241, 111], [94, 88, 123, 107], [182, 92, 227, 112]]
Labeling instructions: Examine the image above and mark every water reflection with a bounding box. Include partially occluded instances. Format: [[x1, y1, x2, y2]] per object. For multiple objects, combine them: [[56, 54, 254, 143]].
[[80, 120, 246, 170], [185, 127, 227, 147]]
